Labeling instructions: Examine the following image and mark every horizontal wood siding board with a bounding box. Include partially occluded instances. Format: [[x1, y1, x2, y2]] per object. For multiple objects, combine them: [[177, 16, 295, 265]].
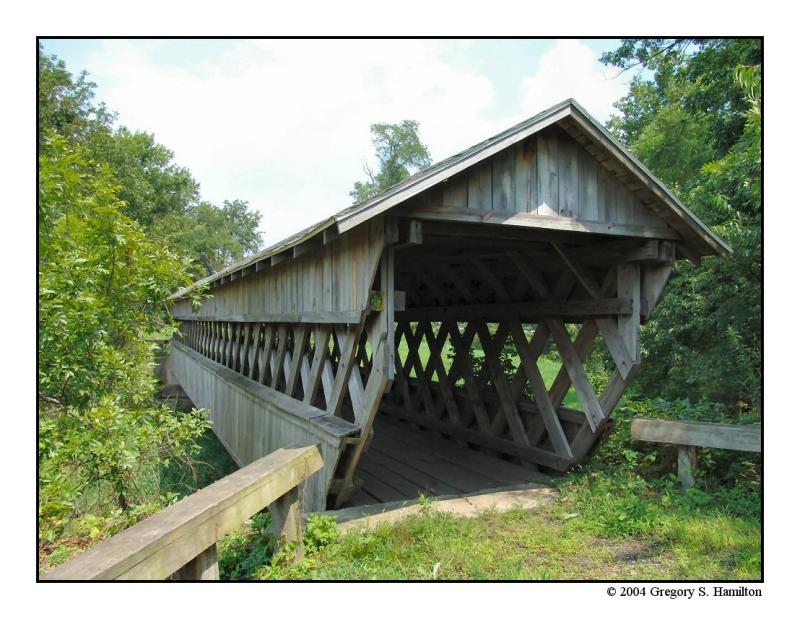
[[398, 298, 632, 321], [402, 209, 681, 241], [630, 418, 761, 453]]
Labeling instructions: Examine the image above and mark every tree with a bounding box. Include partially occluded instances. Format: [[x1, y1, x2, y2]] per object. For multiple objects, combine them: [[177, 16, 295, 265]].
[[36, 47, 265, 543], [37, 45, 264, 277], [350, 120, 432, 203], [38, 43, 114, 146], [601, 39, 762, 412], [88, 128, 200, 227], [38, 133, 208, 528], [161, 199, 263, 276]]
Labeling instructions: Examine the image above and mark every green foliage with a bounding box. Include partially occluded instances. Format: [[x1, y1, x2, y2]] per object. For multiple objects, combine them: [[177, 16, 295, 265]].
[[219, 513, 340, 580], [218, 511, 277, 580], [38, 43, 114, 146], [159, 199, 263, 277], [590, 396, 761, 510], [38, 132, 210, 541], [601, 39, 762, 412], [87, 128, 200, 227], [37, 46, 268, 559], [303, 514, 340, 551], [39, 134, 190, 405], [350, 120, 432, 203]]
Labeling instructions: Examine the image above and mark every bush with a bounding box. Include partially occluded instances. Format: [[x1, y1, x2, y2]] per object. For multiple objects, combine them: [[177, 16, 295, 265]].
[[38, 133, 208, 545]]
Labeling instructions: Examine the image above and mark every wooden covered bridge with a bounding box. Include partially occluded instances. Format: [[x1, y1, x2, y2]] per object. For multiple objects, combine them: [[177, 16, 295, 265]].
[[163, 99, 730, 512]]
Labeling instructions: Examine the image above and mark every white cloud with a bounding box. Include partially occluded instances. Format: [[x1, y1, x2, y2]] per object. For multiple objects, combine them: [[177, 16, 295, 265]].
[[80, 39, 628, 248], [518, 39, 630, 123], [85, 39, 498, 245]]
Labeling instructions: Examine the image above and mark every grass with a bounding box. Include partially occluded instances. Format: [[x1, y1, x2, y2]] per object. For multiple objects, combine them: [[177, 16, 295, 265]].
[[235, 470, 760, 580]]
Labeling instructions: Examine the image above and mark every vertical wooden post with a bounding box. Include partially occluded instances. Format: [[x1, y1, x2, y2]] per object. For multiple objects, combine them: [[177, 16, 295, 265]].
[[677, 445, 697, 490], [172, 543, 220, 580], [382, 245, 396, 380], [617, 262, 641, 363], [269, 486, 303, 564]]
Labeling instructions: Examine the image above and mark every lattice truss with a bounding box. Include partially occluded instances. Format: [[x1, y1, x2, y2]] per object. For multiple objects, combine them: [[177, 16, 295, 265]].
[[177, 313, 387, 428], [382, 239, 672, 471], [177, 237, 672, 501]]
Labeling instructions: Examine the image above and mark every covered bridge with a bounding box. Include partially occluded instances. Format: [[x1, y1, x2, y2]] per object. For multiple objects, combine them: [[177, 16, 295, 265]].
[[163, 99, 730, 511]]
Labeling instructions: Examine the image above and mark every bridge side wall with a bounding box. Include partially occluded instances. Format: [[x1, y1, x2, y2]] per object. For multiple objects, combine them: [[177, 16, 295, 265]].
[[167, 219, 393, 509], [166, 342, 352, 512], [173, 219, 385, 322]]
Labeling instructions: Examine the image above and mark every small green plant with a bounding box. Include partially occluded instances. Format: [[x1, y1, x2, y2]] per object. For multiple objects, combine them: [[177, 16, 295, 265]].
[[218, 511, 277, 580], [304, 514, 339, 551]]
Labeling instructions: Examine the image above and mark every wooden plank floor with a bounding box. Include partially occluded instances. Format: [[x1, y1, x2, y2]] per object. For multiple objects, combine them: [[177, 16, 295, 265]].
[[346, 414, 550, 507]]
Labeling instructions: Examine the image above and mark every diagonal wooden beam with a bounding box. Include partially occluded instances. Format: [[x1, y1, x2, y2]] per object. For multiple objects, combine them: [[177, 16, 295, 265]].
[[270, 325, 290, 390], [258, 325, 274, 385], [594, 317, 635, 380], [437, 262, 476, 303], [445, 321, 492, 433], [398, 321, 437, 418], [476, 322, 530, 446], [333, 338, 390, 508], [551, 242, 602, 299], [545, 318, 604, 432], [248, 323, 262, 381], [303, 325, 332, 406], [506, 250, 551, 299], [508, 319, 573, 458], [239, 323, 252, 375], [419, 271, 448, 305], [422, 321, 463, 426], [328, 323, 365, 417], [285, 325, 310, 398], [471, 256, 511, 302], [547, 321, 598, 409]]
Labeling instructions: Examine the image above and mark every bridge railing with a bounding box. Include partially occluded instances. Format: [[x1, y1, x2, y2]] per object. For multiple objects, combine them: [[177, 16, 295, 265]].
[[42, 444, 323, 580], [631, 418, 761, 489]]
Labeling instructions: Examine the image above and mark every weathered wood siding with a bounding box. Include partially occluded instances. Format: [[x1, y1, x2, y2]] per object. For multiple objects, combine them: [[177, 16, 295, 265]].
[[173, 219, 384, 321], [403, 126, 672, 235], [165, 341, 351, 511]]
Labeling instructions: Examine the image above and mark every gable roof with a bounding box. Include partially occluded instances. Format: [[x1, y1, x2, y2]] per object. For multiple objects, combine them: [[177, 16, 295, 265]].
[[172, 99, 730, 299]]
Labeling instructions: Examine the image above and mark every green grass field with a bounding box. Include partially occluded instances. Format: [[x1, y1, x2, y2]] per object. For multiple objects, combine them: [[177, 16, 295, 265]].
[[218, 468, 760, 580]]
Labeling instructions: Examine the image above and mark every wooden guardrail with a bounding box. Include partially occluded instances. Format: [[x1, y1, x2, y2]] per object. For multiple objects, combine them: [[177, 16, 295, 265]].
[[631, 418, 761, 489], [42, 444, 323, 580]]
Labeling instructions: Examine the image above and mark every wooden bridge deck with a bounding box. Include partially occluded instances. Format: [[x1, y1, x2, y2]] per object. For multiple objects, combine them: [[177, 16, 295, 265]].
[[346, 415, 550, 507]]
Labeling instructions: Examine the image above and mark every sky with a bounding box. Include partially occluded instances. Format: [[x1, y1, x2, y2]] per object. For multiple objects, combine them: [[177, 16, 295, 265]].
[[41, 38, 633, 246]]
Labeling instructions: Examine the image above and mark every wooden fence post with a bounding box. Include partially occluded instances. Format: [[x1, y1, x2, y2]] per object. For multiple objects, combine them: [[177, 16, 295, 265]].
[[677, 445, 697, 490], [172, 543, 220, 580], [269, 486, 303, 564]]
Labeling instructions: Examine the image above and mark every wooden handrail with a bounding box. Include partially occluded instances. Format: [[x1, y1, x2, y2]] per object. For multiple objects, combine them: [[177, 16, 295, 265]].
[[631, 418, 761, 453], [631, 418, 761, 489], [42, 444, 323, 581]]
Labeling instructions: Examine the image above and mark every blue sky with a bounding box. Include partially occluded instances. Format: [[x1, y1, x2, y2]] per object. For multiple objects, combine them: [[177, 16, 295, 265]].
[[41, 38, 630, 245]]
